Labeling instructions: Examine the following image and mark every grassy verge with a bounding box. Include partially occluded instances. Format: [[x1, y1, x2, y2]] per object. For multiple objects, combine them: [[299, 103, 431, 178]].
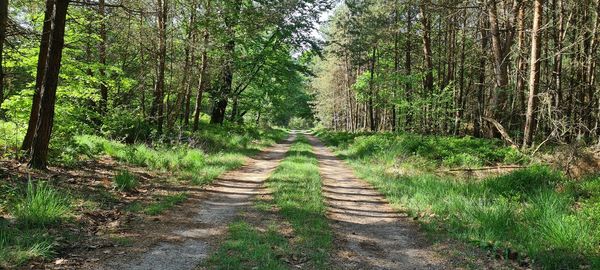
[[316, 130, 600, 269], [206, 135, 332, 269], [0, 181, 71, 268], [74, 126, 287, 186]]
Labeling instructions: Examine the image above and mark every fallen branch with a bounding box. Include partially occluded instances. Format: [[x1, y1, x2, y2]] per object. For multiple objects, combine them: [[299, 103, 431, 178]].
[[482, 117, 517, 147], [446, 165, 527, 172]]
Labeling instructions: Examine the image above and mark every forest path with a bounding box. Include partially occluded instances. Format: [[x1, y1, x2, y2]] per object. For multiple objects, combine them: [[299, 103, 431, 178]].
[[306, 134, 449, 270], [92, 133, 296, 270]]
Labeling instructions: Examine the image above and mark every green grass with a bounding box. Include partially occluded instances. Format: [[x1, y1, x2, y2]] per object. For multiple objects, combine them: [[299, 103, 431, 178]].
[[144, 193, 188, 216], [113, 171, 139, 192], [205, 221, 290, 269], [206, 135, 332, 269], [317, 130, 600, 269], [74, 126, 287, 186], [0, 225, 55, 268], [13, 181, 70, 228], [0, 180, 70, 268], [316, 130, 528, 169]]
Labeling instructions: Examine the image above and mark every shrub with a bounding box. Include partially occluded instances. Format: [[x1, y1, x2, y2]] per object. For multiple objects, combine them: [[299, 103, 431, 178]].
[[13, 181, 70, 228], [113, 171, 139, 192]]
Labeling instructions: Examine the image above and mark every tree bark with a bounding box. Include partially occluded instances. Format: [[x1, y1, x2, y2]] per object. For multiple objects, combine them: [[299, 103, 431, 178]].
[[368, 46, 376, 132], [419, 3, 434, 94], [192, 0, 211, 131], [0, 0, 7, 108], [405, 5, 413, 129], [22, 0, 53, 151], [29, 0, 69, 169], [474, 14, 488, 138], [98, 0, 108, 114], [523, 0, 543, 148], [486, 0, 520, 125], [151, 0, 167, 134]]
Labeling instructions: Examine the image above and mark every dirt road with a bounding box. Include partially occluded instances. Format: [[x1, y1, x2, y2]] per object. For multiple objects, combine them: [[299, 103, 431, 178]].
[[306, 134, 448, 270], [93, 134, 296, 270]]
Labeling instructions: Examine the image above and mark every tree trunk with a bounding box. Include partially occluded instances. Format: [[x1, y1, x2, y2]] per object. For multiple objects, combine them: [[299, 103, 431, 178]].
[[98, 0, 108, 114], [151, 0, 167, 134], [368, 46, 376, 132], [192, 0, 211, 131], [523, 0, 544, 148], [29, 0, 69, 169], [516, 4, 527, 117], [419, 3, 434, 93], [474, 14, 488, 138], [210, 39, 234, 125], [553, 0, 565, 118], [178, 2, 196, 127], [0, 0, 7, 109], [210, 0, 240, 125], [454, 12, 467, 135], [22, 0, 53, 151], [405, 5, 413, 129], [487, 0, 520, 125]]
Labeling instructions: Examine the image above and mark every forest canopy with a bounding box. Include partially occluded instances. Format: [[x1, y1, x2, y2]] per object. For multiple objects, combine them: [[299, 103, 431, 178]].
[[0, 0, 332, 168]]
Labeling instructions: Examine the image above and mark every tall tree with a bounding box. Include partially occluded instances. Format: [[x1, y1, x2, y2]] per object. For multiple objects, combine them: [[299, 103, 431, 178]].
[[21, 0, 53, 151], [210, 0, 241, 124], [151, 0, 167, 134], [98, 0, 108, 114], [523, 0, 544, 147], [193, 0, 211, 131], [29, 0, 69, 169], [0, 0, 7, 108]]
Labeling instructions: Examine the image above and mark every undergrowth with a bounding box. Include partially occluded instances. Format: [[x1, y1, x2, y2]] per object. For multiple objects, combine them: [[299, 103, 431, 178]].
[[74, 126, 287, 186], [316, 130, 600, 269]]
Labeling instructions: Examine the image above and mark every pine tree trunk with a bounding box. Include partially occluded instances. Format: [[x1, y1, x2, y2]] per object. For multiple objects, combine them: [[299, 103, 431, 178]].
[[523, 0, 544, 148], [419, 3, 434, 94]]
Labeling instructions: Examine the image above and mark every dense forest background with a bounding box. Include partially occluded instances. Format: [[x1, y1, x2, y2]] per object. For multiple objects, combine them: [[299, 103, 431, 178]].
[[313, 0, 600, 150]]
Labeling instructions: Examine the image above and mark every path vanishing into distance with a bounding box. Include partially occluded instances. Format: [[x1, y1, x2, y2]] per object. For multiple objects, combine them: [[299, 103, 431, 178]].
[[90, 131, 450, 270]]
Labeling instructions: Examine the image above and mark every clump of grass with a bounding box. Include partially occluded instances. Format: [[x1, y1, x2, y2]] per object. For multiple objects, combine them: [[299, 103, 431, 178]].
[[144, 193, 188, 215], [205, 221, 289, 269], [113, 171, 139, 192], [13, 181, 70, 228]]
